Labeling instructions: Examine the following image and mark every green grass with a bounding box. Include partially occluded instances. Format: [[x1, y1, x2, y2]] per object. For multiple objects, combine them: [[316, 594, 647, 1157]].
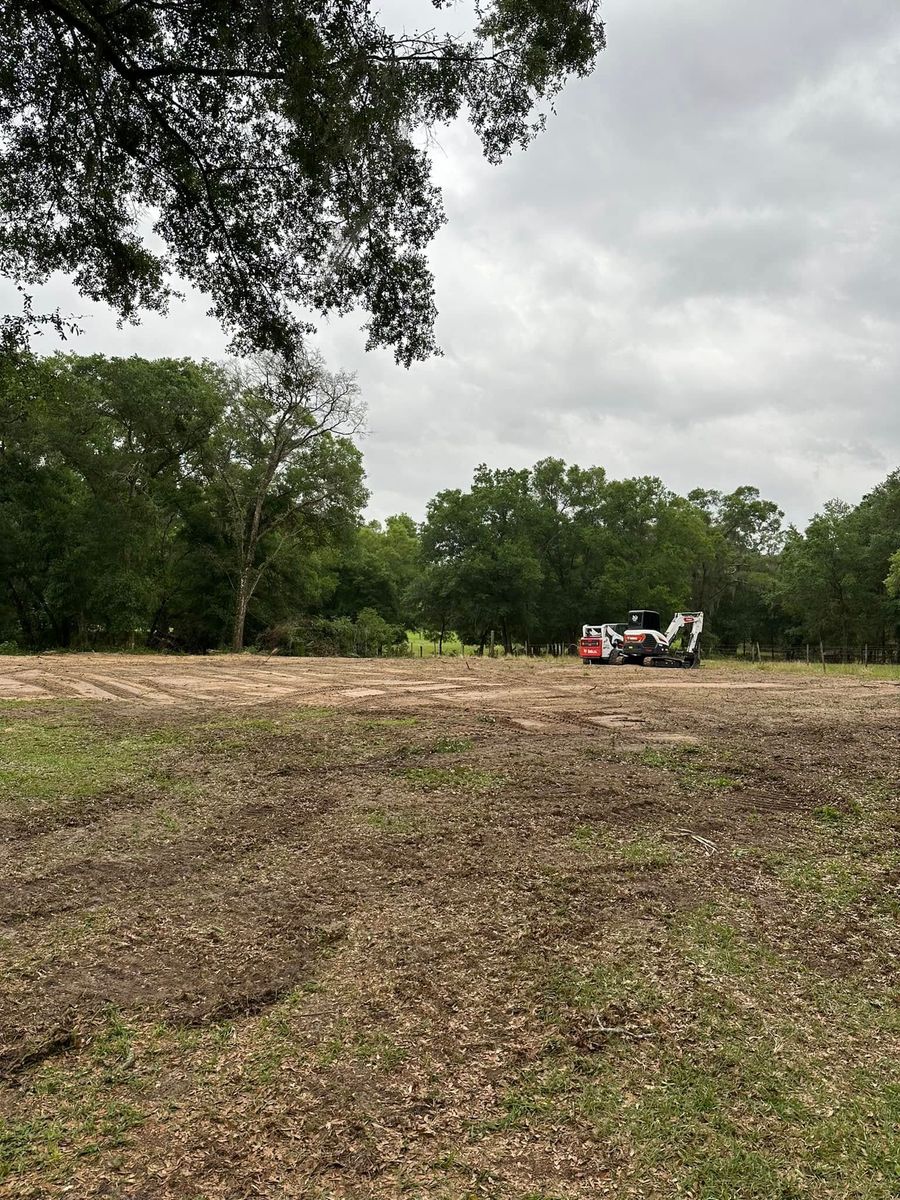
[[0, 1103, 144, 1183], [620, 836, 674, 868], [813, 802, 849, 824], [707, 656, 900, 680], [431, 736, 474, 753], [779, 855, 872, 908], [570, 823, 600, 849], [638, 744, 742, 792], [398, 735, 475, 758], [0, 715, 189, 812], [318, 1023, 407, 1071], [673, 904, 779, 976], [0, 1011, 149, 1183], [491, 915, 900, 1198], [363, 805, 421, 835], [406, 630, 472, 657], [569, 826, 673, 867], [202, 706, 334, 732], [399, 764, 506, 793]]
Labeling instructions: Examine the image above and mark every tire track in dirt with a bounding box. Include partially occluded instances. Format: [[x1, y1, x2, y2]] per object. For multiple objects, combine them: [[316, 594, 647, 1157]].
[[1, 655, 893, 736]]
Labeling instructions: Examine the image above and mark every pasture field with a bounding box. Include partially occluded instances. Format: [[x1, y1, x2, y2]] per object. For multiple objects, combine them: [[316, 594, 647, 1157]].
[[0, 654, 898, 1198]]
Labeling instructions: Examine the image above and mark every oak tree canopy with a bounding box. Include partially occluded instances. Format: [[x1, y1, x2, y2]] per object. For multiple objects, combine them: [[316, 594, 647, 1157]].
[[0, 1, 605, 362]]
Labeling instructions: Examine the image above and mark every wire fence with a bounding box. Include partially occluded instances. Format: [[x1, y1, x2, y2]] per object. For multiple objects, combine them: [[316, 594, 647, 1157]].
[[710, 644, 899, 666], [413, 641, 900, 665]]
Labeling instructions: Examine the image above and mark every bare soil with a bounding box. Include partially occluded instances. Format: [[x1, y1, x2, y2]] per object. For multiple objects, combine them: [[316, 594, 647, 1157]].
[[2, 648, 896, 711], [0, 655, 898, 1198]]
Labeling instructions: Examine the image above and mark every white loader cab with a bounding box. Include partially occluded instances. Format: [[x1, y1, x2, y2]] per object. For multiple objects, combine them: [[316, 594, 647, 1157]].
[[578, 622, 625, 664]]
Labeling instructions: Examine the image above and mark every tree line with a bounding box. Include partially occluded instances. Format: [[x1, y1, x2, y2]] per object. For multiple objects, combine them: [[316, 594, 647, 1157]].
[[2, 353, 898, 660], [418, 463, 899, 661]]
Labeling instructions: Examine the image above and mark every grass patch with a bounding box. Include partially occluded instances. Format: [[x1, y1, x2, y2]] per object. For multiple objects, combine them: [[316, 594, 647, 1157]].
[[363, 806, 421, 835], [319, 1023, 406, 1071], [570, 823, 600, 849], [202, 706, 334, 733], [620, 836, 674, 868], [674, 904, 778, 976], [431, 736, 473, 754], [399, 765, 505, 793], [779, 856, 870, 907], [1, 1010, 149, 1183], [813, 802, 854, 825], [0, 715, 189, 811], [639, 744, 742, 792], [399, 735, 475, 758], [0, 1102, 144, 1183], [485, 1061, 616, 1133], [542, 957, 662, 1020], [707, 657, 900, 680], [498, 919, 900, 1197], [569, 826, 673, 868]]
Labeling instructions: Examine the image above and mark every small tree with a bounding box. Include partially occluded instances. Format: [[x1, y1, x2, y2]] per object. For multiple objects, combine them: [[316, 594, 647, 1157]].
[[886, 549, 900, 599], [203, 351, 366, 651], [354, 607, 399, 657]]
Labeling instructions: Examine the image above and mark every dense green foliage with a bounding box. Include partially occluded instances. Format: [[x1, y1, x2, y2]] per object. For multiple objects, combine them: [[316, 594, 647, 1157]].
[[0, 1, 604, 362], [0, 351, 370, 651], [1, 352, 897, 658]]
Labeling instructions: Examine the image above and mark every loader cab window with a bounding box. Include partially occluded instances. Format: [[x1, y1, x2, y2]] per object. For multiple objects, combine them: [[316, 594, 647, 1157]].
[[627, 610, 661, 631]]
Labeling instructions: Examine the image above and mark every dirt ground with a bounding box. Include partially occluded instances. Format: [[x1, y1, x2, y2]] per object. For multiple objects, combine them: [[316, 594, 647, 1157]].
[[1, 656, 899, 1198], [2, 649, 897, 716]]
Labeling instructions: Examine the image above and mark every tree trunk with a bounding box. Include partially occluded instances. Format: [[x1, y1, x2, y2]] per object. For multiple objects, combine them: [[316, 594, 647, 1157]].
[[8, 582, 37, 648], [147, 600, 169, 648], [232, 572, 251, 652]]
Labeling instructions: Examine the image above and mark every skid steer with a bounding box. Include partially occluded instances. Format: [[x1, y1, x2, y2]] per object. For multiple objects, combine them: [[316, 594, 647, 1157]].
[[578, 622, 625, 665], [618, 609, 704, 668]]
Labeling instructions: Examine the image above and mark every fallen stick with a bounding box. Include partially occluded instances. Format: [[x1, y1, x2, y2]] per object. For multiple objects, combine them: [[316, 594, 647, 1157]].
[[673, 828, 719, 854]]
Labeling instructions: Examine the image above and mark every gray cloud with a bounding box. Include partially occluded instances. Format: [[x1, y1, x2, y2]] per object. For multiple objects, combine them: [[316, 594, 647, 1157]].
[[4, 0, 900, 525]]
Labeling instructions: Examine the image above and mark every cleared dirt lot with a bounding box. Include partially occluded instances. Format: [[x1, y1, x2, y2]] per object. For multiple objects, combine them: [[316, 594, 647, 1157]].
[[2, 649, 896, 717], [1, 656, 899, 1198]]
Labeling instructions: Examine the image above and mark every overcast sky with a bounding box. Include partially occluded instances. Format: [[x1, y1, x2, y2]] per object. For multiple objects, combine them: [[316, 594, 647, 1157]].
[[6, 0, 900, 526]]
